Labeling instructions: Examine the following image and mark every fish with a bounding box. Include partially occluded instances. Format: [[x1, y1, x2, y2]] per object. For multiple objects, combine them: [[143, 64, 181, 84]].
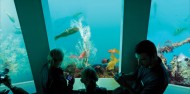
[[106, 53, 119, 70], [53, 12, 83, 33], [78, 51, 86, 59], [54, 27, 79, 40], [69, 55, 78, 58], [72, 12, 83, 18], [102, 58, 110, 64], [108, 48, 119, 54], [69, 51, 86, 59], [165, 40, 172, 43], [173, 27, 188, 36], [6, 12, 15, 23]]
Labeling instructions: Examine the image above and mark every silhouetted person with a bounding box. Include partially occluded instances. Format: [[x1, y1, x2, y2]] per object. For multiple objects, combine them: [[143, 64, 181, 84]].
[[46, 48, 75, 94], [114, 40, 169, 94], [79, 67, 107, 94], [2, 75, 29, 94]]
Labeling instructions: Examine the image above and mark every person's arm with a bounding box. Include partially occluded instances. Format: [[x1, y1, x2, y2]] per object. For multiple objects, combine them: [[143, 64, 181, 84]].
[[140, 79, 167, 94], [9, 86, 29, 94], [3, 75, 29, 94], [0, 89, 10, 94], [114, 73, 137, 94], [114, 65, 138, 86], [114, 67, 139, 94], [67, 76, 75, 94]]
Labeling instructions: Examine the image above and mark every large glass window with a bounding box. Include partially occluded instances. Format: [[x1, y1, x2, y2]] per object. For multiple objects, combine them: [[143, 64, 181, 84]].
[[42, 0, 123, 78], [0, 0, 36, 93], [148, 0, 190, 87], [42, 0, 123, 90]]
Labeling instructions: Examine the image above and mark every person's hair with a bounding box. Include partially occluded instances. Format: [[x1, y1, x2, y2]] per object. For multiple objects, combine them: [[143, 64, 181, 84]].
[[48, 48, 64, 67], [81, 67, 98, 92], [135, 40, 157, 57]]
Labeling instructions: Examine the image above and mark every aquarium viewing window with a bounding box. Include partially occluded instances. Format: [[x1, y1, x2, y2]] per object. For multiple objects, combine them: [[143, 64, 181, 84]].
[[148, 0, 190, 87], [42, 0, 123, 90], [0, 0, 36, 93]]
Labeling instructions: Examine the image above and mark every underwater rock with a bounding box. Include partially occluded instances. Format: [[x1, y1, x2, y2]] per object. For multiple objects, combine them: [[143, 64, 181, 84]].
[[158, 38, 190, 87], [92, 64, 105, 77], [158, 37, 190, 54]]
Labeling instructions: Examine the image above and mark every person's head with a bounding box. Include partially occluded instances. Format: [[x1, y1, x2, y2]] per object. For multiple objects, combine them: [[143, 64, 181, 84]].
[[48, 48, 64, 68], [80, 67, 98, 90], [135, 40, 158, 67]]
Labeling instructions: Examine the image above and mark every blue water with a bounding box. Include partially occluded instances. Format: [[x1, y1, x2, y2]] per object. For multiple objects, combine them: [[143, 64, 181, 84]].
[[0, 0, 190, 93], [0, 0, 35, 93], [148, 0, 190, 64], [148, 0, 190, 87], [0, 0, 36, 94], [46, 0, 123, 67]]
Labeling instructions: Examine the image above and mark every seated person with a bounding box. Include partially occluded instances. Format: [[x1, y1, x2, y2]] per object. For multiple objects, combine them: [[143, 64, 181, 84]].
[[114, 40, 169, 94], [79, 67, 107, 94], [46, 48, 75, 94], [1, 75, 29, 94]]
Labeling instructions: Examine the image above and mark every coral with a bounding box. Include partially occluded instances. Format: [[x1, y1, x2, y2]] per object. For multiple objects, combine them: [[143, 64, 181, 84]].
[[158, 37, 190, 53], [158, 38, 190, 87], [69, 17, 97, 68], [0, 27, 28, 75]]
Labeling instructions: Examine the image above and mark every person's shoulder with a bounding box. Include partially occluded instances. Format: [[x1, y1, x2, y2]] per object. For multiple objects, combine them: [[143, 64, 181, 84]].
[[11, 86, 29, 94]]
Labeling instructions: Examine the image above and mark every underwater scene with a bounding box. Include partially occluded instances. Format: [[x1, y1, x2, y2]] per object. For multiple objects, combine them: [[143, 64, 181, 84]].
[[43, 0, 123, 78], [148, 0, 190, 87], [0, 0, 36, 93]]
